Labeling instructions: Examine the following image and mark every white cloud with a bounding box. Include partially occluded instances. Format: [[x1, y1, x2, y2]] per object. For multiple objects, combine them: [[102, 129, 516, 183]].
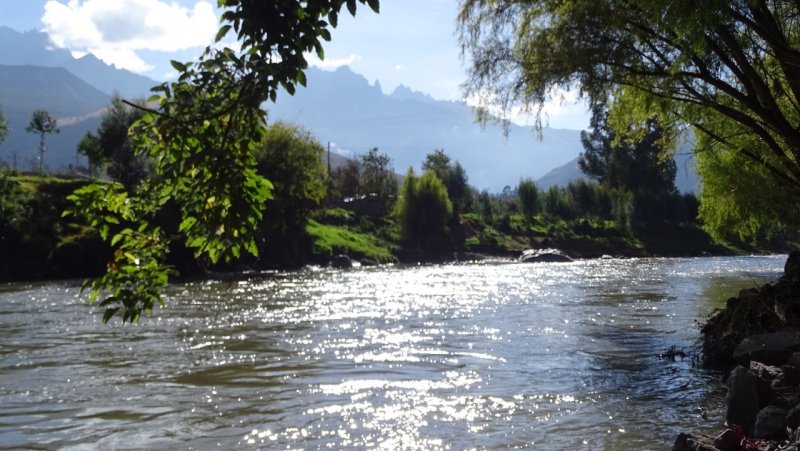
[[306, 53, 361, 70], [42, 0, 218, 73], [394, 64, 406, 71], [465, 87, 589, 130]]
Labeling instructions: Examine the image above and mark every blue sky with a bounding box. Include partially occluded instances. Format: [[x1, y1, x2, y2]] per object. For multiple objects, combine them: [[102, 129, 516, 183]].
[[0, 0, 589, 130]]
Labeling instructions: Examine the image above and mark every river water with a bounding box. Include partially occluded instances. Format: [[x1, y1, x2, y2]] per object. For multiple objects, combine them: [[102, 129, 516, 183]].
[[0, 256, 787, 450]]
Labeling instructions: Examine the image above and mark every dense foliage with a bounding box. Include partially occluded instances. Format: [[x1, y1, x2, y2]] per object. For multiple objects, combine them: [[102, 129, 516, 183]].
[[254, 122, 327, 264], [458, 0, 800, 239], [67, 0, 381, 322], [395, 168, 453, 250], [78, 96, 148, 187]]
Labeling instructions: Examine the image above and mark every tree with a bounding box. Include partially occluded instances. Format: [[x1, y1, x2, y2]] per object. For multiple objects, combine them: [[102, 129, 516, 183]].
[[422, 149, 451, 183], [67, 0, 380, 322], [579, 105, 677, 195], [331, 159, 361, 199], [394, 168, 452, 249], [359, 147, 398, 213], [517, 178, 539, 220], [26, 109, 59, 174], [254, 122, 327, 262], [422, 149, 471, 214], [77, 132, 105, 178], [97, 96, 148, 188], [459, 1, 800, 238], [0, 105, 8, 146]]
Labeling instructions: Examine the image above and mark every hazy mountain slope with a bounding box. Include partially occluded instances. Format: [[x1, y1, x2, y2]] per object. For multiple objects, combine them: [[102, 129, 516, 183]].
[[0, 65, 109, 172], [0, 26, 156, 98], [269, 66, 584, 191], [536, 153, 699, 193], [0, 65, 109, 117]]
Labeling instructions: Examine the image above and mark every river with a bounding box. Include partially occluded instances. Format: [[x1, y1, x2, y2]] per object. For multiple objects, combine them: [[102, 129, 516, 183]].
[[0, 256, 787, 449]]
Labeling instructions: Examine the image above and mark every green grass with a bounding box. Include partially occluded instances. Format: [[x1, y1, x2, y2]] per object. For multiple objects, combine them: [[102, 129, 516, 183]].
[[306, 219, 396, 264]]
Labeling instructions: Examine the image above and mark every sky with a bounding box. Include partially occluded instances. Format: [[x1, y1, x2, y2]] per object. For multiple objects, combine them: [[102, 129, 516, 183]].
[[0, 0, 590, 130]]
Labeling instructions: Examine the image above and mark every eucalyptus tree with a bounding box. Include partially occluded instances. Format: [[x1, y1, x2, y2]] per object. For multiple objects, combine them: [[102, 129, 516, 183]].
[[26, 109, 59, 174], [67, 0, 380, 322], [0, 105, 8, 146], [458, 0, 800, 238]]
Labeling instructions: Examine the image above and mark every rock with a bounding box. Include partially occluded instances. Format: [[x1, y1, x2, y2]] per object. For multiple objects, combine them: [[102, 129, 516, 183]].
[[712, 428, 740, 451], [783, 252, 800, 284], [772, 386, 800, 409], [673, 432, 718, 451], [786, 352, 800, 368], [750, 361, 782, 407], [518, 248, 573, 263], [733, 329, 800, 366], [786, 403, 800, 429], [727, 365, 760, 434], [330, 254, 352, 269], [776, 364, 800, 388], [753, 405, 787, 439]]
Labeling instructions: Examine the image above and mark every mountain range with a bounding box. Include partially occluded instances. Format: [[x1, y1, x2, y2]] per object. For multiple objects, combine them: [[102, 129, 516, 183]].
[[0, 26, 697, 192], [268, 65, 585, 190]]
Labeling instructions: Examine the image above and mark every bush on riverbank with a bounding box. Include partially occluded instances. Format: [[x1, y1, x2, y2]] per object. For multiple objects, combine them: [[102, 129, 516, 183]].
[[0, 173, 108, 281]]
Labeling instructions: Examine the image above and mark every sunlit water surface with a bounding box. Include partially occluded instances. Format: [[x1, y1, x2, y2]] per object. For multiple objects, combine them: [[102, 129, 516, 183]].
[[0, 256, 787, 449]]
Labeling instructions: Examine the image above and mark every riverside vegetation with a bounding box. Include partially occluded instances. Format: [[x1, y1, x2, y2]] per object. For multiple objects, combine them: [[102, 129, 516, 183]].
[[0, 114, 788, 283]]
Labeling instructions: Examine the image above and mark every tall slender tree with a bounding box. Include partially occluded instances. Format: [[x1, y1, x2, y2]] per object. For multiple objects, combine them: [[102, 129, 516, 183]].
[[26, 109, 59, 175], [0, 105, 9, 146]]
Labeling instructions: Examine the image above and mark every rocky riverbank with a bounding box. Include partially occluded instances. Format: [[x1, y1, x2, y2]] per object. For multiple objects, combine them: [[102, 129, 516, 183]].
[[675, 253, 800, 450]]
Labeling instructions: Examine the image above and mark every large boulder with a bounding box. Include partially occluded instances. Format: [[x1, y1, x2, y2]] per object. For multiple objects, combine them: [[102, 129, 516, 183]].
[[750, 361, 782, 407], [753, 405, 787, 439], [734, 329, 800, 366], [727, 365, 761, 434], [330, 254, 353, 269], [518, 248, 572, 263]]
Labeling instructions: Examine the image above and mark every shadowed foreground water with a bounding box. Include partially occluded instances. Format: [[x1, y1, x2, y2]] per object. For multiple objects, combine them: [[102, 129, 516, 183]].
[[0, 256, 786, 449]]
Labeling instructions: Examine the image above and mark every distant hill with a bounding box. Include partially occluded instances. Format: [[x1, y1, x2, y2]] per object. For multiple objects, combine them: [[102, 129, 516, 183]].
[[269, 66, 585, 191], [0, 26, 157, 99], [0, 65, 108, 172], [536, 151, 700, 193]]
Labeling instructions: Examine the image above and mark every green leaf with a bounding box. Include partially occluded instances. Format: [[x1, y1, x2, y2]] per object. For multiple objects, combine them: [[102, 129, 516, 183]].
[[170, 60, 187, 72], [102, 308, 119, 323], [346, 0, 357, 16], [215, 24, 232, 42]]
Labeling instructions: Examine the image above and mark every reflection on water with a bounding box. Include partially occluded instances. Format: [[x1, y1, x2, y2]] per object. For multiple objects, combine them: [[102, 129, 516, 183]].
[[0, 256, 785, 449]]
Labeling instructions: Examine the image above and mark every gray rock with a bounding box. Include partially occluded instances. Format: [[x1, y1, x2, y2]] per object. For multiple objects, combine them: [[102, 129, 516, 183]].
[[786, 403, 800, 429], [734, 329, 800, 366], [753, 405, 787, 439], [727, 365, 760, 434], [518, 248, 572, 263], [713, 428, 740, 451], [783, 252, 800, 284], [750, 361, 782, 406], [330, 254, 352, 269], [786, 352, 800, 368]]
